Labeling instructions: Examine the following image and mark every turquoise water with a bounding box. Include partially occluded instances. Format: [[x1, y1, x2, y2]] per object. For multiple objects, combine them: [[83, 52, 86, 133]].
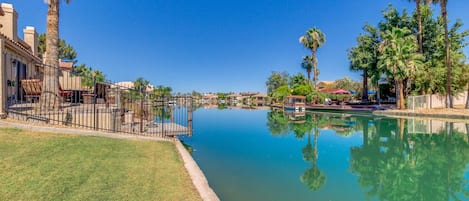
[[180, 108, 469, 201]]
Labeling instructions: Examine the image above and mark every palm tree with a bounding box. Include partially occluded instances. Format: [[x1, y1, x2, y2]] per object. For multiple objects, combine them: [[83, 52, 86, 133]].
[[429, 0, 452, 108], [299, 28, 326, 90], [40, 0, 70, 111], [407, 0, 424, 54], [134, 77, 150, 93], [379, 27, 422, 109], [301, 55, 313, 85]]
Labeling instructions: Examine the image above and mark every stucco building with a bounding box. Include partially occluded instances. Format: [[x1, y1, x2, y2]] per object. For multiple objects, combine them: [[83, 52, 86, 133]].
[[0, 3, 41, 117]]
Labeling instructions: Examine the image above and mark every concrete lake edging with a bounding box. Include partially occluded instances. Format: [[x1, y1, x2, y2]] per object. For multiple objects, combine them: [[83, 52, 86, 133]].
[[174, 140, 220, 201], [373, 110, 469, 120], [0, 119, 220, 201]]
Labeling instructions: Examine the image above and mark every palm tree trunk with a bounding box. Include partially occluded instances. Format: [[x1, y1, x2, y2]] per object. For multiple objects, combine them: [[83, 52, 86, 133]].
[[465, 82, 469, 109], [311, 49, 318, 90], [362, 69, 369, 103], [441, 0, 453, 108], [398, 118, 405, 140], [312, 114, 318, 161], [40, 1, 61, 111], [466, 124, 469, 142], [416, 0, 424, 54], [377, 83, 381, 105], [397, 79, 406, 109], [362, 118, 369, 147]]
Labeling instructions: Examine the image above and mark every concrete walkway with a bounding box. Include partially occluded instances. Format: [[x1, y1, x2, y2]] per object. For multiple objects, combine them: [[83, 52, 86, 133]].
[[0, 119, 219, 201]]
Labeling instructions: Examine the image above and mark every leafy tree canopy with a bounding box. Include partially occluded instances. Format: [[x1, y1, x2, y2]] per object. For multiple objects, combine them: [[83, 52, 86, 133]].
[[38, 33, 78, 62]]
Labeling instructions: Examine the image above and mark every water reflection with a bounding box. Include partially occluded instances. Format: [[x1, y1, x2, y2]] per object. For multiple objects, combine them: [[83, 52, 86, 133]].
[[299, 114, 326, 191], [266, 110, 469, 200], [351, 119, 469, 201]]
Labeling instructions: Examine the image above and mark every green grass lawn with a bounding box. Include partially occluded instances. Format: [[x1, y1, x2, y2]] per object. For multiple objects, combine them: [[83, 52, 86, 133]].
[[0, 127, 201, 201]]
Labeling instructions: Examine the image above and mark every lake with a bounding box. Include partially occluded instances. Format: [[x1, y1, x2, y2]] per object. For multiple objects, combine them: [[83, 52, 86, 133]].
[[180, 108, 469, 201]]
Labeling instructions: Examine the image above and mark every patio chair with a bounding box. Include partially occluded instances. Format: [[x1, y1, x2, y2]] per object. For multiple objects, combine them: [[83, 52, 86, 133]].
[[21, 79, 73, 102], [83, 83, 110, 104], [21, 79, 41, 102]]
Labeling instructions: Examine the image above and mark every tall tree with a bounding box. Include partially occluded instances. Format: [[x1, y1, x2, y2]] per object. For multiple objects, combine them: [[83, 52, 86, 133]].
[[379, 27, 422, 109], [134, 77, 150, 93], [73, 64, 106, 89], [333, 77, 359, 91], [407, 0, 424, 54], [429, 0, 453, 108], [301, 55, 314, 84], [38, 33, 77, 62], [289, 73, 308, 88], [266, 71, 289, 96], [153, 85, 172, 97], [299, 28, 326, 89], [40, 0, 70, 111], [348, 25, 381, 103]]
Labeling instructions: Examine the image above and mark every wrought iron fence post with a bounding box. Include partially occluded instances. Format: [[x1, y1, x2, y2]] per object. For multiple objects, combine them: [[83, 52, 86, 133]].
[[140, 89, 144, 133], [188, 96, 193, 136], [162, 95, 165, 136], [93, 76, 97, 130]]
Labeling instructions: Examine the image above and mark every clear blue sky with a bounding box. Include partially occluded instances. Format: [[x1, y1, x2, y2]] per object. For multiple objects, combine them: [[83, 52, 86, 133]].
[[8, 0, 469, 93]]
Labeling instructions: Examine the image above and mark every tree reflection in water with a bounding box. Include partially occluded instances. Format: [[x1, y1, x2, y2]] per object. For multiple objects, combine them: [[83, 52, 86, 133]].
[[266, 110, 469, 199], [300, 114, 326, 191], [350, 118, 469, 201]]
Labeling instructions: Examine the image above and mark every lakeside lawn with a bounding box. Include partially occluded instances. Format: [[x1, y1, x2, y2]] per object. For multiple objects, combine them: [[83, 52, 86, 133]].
[[0, 127, 201, 201]]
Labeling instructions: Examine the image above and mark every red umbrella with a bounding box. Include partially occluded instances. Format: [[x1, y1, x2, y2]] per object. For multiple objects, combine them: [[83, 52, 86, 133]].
[[331, 89, 351, 94]]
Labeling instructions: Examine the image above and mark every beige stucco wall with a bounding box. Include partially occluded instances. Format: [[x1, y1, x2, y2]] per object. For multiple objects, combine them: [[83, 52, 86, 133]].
[[409, 92, 468, 109], [59, 70, 85, 90], [3, 46, 40, 96], [427, 92, 468, 108], [0, 40, 5, 117]]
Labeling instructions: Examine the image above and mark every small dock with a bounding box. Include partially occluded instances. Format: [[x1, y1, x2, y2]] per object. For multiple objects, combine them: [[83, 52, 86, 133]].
[[146, 122, 192, 136]]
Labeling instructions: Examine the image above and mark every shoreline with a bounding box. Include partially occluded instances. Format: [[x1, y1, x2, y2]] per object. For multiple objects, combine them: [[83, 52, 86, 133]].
[[271, 104, 469, 121], [373, 108, 469, 122], [0, 119, 219, 201]]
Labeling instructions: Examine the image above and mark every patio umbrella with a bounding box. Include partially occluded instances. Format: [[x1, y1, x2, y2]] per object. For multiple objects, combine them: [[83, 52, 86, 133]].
[[331, 89, 351, 94]]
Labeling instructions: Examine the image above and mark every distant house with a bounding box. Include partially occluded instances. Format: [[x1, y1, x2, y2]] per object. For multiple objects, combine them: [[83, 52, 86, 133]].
[[227, 93, 243, 104], [252, 93, 268, 106], [203, 93, 218, 104], [0, 3, 41, 117], [238, 92, 256, 105], [317, 81, 334, 89], [114, 81, 154, 92]]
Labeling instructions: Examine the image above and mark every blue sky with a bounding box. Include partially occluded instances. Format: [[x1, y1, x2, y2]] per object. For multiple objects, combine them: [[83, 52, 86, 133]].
[[8, 0, 469, 93]]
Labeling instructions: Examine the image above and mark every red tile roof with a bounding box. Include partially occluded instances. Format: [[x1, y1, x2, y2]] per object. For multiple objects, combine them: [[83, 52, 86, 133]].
[[0, 32, 40, 62], [59, 61, 73, 69]]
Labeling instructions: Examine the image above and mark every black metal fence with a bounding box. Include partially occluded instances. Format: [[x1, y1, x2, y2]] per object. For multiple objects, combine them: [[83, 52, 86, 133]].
[[5, 60, 193, 138]]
